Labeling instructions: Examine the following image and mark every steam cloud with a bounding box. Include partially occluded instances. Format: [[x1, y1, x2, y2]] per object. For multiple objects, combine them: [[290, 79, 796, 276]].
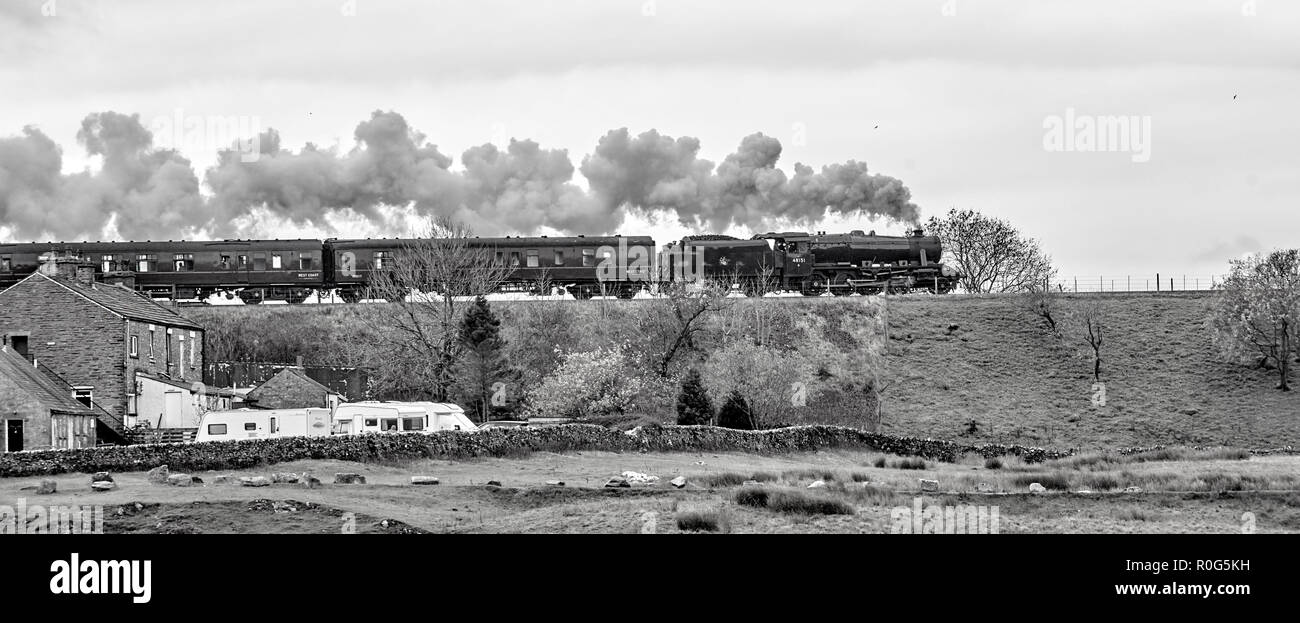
[[2, 110, 919, 240]]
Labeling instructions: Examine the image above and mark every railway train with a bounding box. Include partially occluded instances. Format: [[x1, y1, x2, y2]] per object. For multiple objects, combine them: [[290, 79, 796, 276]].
[[0, 229, 959, 303]]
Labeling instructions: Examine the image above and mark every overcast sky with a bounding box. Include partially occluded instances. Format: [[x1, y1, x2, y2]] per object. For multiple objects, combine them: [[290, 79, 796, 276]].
[[1, 0, 1297, 281]]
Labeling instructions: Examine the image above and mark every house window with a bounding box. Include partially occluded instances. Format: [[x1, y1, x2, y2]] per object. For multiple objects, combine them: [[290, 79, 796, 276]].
[[526, 250, 539, 267], [148, 328, 156, 360], [208, 424, 227, 435], [129, 335, 139, 358], [173, 253, 195, 271], [73, 387, 93, 409], [373, 251, 392, 269], [165, 332, 172, 369], [554, 250, 565, 266], [582, 249, 595, 267], [189, 332, 197, 368], [509, 252, 521, 267], [136, 254, 157, 272], [270, 253, 282, 269]]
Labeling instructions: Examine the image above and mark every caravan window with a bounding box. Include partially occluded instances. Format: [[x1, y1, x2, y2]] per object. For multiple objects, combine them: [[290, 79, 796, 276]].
[[381, 418, 399, 431], [403, 417, 424, 431], [208, 424, 227, 435], [364, 418, 378, 428], [244, 422, 257, 431]]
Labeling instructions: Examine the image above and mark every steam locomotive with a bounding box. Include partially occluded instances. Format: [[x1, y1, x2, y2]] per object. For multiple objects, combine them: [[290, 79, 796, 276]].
[[0, 229, 958, 302]]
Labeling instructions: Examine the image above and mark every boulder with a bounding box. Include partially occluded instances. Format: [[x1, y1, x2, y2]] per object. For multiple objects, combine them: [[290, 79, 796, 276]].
[[91, 472, 113, 484], [604, 477, 631, 488], [36, 480, 57, 495], [90, 481, 116, 492], [334, 473, 366, 485], [239, 476, 271, 487], [1125, 486, 1142, 493], [300, 476, 322, 489], [742, 480, 760, 487], [670, 476, 687, 489], [213, 475, 235, 485], [621, 471, 659, 485], [147, 465, 170, 484], [167, 474, 196, 487], [545, 480, 565, 487], [919, 479, 940, 492], [271, 473, 301, 484], [1029, 483, 1047, 493], [410, 477, 440, 486], [807, 480, 828, 489], [486, 480, 502, 487]]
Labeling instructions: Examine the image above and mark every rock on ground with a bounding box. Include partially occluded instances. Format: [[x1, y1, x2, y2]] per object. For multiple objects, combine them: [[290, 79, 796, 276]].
[[670, 476, 687, 489], [807, 480, 827, 489], [91, 481, 116, 492], [91, 472, 113, 484], [334, 473, 366, 485], [167, 473, 197, 487], [240, 476, 271, 487], [604, 477, 630, 488], [36, 480, 57, 494], [147, 465, 170, 484], [300, 477, 322, 489], [1029, 483, 1047, 493], [271, 473, 301, 484], [411, 476, 440, 485]]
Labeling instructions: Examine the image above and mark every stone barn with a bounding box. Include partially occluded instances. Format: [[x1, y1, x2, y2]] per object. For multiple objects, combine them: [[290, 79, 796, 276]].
[[0, 346, 98, 451]]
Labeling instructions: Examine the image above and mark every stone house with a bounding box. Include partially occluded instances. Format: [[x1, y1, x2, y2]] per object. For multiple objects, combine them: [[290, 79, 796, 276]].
[[0, 345, 98, 451], [0, 255, 205, 442], [245, 367, 343, 410]]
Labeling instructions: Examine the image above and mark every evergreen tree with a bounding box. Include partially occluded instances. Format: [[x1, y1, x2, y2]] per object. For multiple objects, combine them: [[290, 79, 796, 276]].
[[455, 295, 510, 422], [675, 368, 714, 425], [717, 389, 755, 430]]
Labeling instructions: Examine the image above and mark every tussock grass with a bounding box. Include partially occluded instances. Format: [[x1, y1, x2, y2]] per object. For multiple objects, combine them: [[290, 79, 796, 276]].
[[767, 489, 857, 516], [734, 486, 770, 508], [1012, 472, 1071, 491], [675, 509, 730, 533], [872, 457, 887, 468], [892, 458, 927, 470], [983, 457, 1003, 470], [693, 471, 780, 488], [782, 468, 837, 482]]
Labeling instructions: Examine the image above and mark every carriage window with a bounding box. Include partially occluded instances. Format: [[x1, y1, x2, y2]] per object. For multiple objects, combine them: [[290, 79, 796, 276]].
[[554, 250, 564, 266], [238, 255, 249, 267], [136, 254, 157, 272], [509, 252, 521, 267], [101, 255, 114, 272], [495, 251, 504, 264], [219, 255, 231, 269], [271, 253, 282, 269], [0, 256, 10, 271], [373, 251, 393, 269], [582, 249, 595, 267], [298, 253, 315, 270], [173, 253, 194, 271], [207, 424, 227, 435], [526, 250, 539, 267]]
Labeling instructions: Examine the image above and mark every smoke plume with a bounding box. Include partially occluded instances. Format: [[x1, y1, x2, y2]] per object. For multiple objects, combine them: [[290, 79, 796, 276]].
[[2, 110, 920, 240]]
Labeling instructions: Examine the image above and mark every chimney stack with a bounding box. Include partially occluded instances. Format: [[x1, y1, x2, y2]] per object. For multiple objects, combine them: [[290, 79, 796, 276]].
[[38, 253, 95, 284]]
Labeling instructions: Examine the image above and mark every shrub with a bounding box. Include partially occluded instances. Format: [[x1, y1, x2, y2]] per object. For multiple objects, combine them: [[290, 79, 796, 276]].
[[983, 457, 1003, 470], [783, 468, 836, 482], [872, 456, 887, 468], [525, 346, 646, 419], [893, 458, 927, 470], [676, 368, 715, 426], [716, 390, 755, 430]]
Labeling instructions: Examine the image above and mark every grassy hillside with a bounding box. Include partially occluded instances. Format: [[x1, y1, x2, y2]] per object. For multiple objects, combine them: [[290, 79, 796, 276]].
[[183, 293, 1300, 450], [881, 293, 1300, 449]]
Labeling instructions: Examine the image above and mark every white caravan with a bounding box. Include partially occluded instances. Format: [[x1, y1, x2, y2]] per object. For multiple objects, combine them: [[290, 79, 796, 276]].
[[331, 402, 478, 435], [195, 408, 333, 443]]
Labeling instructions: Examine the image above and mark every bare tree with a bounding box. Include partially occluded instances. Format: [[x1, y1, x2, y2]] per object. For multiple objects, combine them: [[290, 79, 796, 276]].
[[1062, 299, 1106, 382], [1210, 249, 1300, 391], [363, 216, 513, 400], [926, 208, 1057, 293], [645, 279, 734, 378], [1026, 286, 1063, 338]]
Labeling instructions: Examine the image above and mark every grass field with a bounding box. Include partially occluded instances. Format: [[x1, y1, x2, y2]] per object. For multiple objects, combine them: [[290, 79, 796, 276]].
[[7, 448, 1297, 534]]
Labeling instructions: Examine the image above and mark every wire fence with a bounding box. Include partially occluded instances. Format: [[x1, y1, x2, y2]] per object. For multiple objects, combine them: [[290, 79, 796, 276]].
[[993, 274, 1227, 293]]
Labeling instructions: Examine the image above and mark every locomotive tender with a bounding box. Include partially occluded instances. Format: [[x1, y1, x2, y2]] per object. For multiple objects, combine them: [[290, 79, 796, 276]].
[[0, 229, 957, 302]]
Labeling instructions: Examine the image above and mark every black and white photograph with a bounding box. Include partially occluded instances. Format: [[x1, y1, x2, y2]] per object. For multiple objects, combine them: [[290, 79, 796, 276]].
[[0, 0, 1295, 607]]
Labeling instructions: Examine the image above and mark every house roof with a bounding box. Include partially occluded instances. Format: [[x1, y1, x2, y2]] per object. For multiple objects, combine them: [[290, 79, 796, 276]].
[[246, 367, 340, 401], [15, 272, 203, 330], [0, 347, 95, 415], [136, 371, 236, 397]]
